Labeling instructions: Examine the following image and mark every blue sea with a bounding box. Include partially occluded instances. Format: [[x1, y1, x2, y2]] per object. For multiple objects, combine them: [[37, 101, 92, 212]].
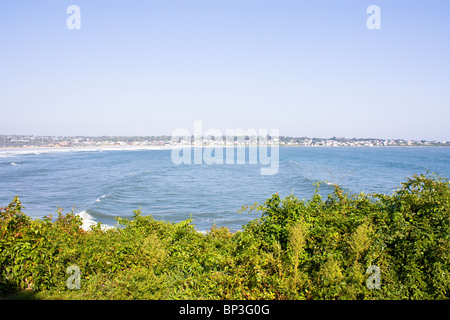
[[0, 147, 449, 232]]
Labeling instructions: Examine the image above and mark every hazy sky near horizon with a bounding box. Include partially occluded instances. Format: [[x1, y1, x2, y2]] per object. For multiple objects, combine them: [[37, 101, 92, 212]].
[[1, 0, 449, 140]]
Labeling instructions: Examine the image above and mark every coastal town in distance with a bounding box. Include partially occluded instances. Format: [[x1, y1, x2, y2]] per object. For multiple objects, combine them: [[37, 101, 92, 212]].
[[1, 134, 449, 149]]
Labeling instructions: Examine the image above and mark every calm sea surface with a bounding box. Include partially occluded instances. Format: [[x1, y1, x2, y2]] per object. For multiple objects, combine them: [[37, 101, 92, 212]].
[[1, 147, 449, 231]]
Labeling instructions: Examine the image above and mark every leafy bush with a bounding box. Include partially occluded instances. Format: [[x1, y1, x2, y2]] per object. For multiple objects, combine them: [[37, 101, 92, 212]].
[[0, 173, 448, 299]]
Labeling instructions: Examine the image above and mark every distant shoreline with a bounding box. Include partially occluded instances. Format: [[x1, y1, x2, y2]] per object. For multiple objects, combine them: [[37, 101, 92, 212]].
[[2, 135, 449, 149], [1, 144, 449, 153]]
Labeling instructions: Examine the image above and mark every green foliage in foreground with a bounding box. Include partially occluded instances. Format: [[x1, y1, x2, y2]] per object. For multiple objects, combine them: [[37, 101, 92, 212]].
[[0, 173, 449, 300]]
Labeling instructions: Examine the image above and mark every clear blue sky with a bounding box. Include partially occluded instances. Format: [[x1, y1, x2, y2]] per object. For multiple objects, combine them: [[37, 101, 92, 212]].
[[1, 0, 449, 140]]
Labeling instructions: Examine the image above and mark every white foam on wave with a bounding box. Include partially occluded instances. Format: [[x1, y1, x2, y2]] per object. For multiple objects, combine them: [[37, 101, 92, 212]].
[[95, 195, 107, 202], [77, 210, 114, 231], [77, 210, 96, 231], [0, 146, 172, 160], [10, 162, 17, 165], [0, 150, 44, 158], [0, 145, 170, 156]]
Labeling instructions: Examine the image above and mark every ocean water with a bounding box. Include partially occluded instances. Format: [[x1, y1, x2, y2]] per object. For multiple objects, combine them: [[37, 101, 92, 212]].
[[0, 147, 449, 232]]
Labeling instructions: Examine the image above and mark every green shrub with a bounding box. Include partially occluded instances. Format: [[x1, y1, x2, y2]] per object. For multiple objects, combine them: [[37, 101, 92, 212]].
[[0, 173, 448, 299]]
